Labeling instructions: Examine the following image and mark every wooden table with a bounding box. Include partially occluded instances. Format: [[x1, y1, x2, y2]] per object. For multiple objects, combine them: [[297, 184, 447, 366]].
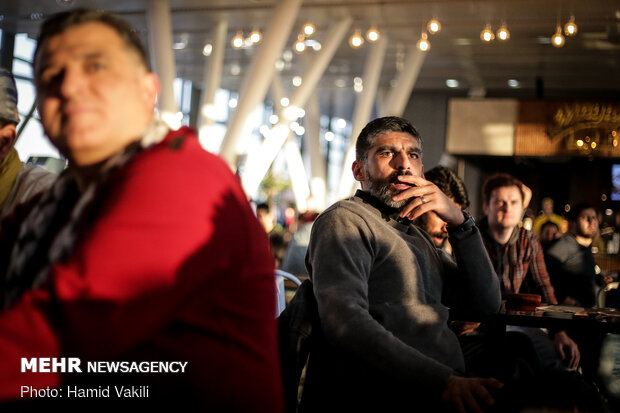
[[484, 304, 620, 334]]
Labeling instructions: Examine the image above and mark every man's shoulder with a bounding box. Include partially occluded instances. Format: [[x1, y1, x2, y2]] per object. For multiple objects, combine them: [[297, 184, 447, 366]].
[[515, 225, 538, 242], [133, 127, 235, 181], [546, 233, 580, 255], [316, 196, 379, 224], [111, 127, 247, 207]]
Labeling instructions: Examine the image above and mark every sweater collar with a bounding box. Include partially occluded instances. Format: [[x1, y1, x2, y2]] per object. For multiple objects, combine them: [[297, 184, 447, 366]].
[[478, 215, 520, 246], [354, 189, 414, 226]]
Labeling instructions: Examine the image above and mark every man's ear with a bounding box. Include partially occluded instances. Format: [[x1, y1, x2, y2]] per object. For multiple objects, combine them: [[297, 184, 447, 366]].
[[0, 123, 17, 160], [352, 160, 365, 182], [141, 72, 160, 108], [482, 202, 489, 216]]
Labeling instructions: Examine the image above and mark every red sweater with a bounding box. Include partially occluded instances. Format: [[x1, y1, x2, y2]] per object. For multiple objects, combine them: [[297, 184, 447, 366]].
[[0, 128, 283, 410]]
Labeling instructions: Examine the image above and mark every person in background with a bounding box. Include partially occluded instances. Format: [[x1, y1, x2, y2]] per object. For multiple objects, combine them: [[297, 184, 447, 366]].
[[256, 202, 277, 233], [539, 221, 561, 251], [545, 203, 609, 307], [479, 173, 579, 370], [0, 9, 282, 410], [415, 165, 470, 254], [0, 68, 56, 219], [280, 209, 319, 276], [256, 202, 288, 269], [532, 197, 565, 236]]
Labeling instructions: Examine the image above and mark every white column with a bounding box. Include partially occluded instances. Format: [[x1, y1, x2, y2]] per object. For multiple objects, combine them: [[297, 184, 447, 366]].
[[380, 45, 426, 117], [270, 74, 312, 212], [337, 36, 388, 199], [218, 0, 303, 169], [240, 17, 353, 198], [284, 136, 311, 212], [198, 19, 228, 130], [304, 91, 327, 210], [269, 73, 286, 115], [147, 0, 178, 121]]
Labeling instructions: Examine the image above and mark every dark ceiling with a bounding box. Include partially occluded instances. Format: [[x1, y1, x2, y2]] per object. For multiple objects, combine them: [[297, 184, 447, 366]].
[[1, 0, 619, 120]]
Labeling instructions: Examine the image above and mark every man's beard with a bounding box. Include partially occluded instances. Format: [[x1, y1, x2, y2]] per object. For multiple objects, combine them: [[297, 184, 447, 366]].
[[365, 169, 412, 210]]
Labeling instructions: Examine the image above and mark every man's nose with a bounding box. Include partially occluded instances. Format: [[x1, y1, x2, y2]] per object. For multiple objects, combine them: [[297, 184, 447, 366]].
[[392, 151, 411, 170], [59, 66, 84, 98]]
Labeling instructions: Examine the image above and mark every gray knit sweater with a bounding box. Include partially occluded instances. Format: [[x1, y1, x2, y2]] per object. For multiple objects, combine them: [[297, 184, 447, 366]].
[[304, 190, 501, 403]]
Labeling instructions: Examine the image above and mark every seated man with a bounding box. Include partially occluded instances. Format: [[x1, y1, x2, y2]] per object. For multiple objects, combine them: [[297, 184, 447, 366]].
[[301, 116, 503, 412], [0, 68, 56, 219], [540, 221, 561, 251], [415, 165, 470, 253], [0, 9, 282, 409], [545, 203, 605, 307], [479, 173, 579, 370], [532, 197, 565, 236]]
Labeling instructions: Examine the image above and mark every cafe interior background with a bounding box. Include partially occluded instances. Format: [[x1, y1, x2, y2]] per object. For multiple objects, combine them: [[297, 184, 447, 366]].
[[1, 0, 619, 262]]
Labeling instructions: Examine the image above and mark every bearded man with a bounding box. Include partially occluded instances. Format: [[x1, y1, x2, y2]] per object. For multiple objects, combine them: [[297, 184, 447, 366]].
[[300, 116, 503, 412]]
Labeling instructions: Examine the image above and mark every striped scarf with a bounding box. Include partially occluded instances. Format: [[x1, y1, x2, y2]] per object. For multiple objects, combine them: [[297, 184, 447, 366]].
[[3, 118, 169, 308]]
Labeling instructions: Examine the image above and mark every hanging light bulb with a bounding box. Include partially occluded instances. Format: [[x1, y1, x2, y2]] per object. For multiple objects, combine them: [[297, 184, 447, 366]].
[[427, 18, 441, 34], [294, 34, 306, 53], [480, 24, 494, 42], [349, 29, 364, 48], [564, 16, 578, 36], [231, 31, 244, 48], [416, 32, 431, 52], [551, 25, 565, 47], [302, 22, 316, 37], [496, 23, 510, 41], [366, 25, 380, 42], [249, 28, 262, 44]]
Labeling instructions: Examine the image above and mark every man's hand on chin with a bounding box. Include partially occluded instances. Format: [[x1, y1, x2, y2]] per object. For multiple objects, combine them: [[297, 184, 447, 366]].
[[391, 174, 464, 225]]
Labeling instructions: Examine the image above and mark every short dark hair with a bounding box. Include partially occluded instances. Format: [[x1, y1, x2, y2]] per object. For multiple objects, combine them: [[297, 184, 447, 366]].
[[540, 220, 560, 232], [482, 173, 525, 205], [425, 166, 470, 209], [567, 203, 594, 222], [355, 116, 422, 163], [33, 9, 149, 77]]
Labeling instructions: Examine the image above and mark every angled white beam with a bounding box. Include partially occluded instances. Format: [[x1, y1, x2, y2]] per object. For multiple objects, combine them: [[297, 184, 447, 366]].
[[380, 45, 426, 117], [218, 0, 303, 169], [269, 74, 311, 212], [304, 91, 327, 210], [240, 17, 353, 198], [284, 136, 311, 212], [337, 36, 388, 199], [198, 19, 228, 130], [147, 0, 178, 117], [269, 73, 286, 115]]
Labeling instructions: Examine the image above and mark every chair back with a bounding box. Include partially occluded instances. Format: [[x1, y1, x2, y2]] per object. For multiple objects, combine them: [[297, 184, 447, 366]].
[[275, 270, 302, 317], [277, 279, 319, 413]]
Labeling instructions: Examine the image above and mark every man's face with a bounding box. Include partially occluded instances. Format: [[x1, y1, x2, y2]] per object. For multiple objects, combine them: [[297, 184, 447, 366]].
[[353, 131, 423, 209], [575, 208, 598, 239], [420, 211, 449, 247], [35, 22, 158, 166], [484, 185, 524, 231], [540, 224, 560, 244]]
